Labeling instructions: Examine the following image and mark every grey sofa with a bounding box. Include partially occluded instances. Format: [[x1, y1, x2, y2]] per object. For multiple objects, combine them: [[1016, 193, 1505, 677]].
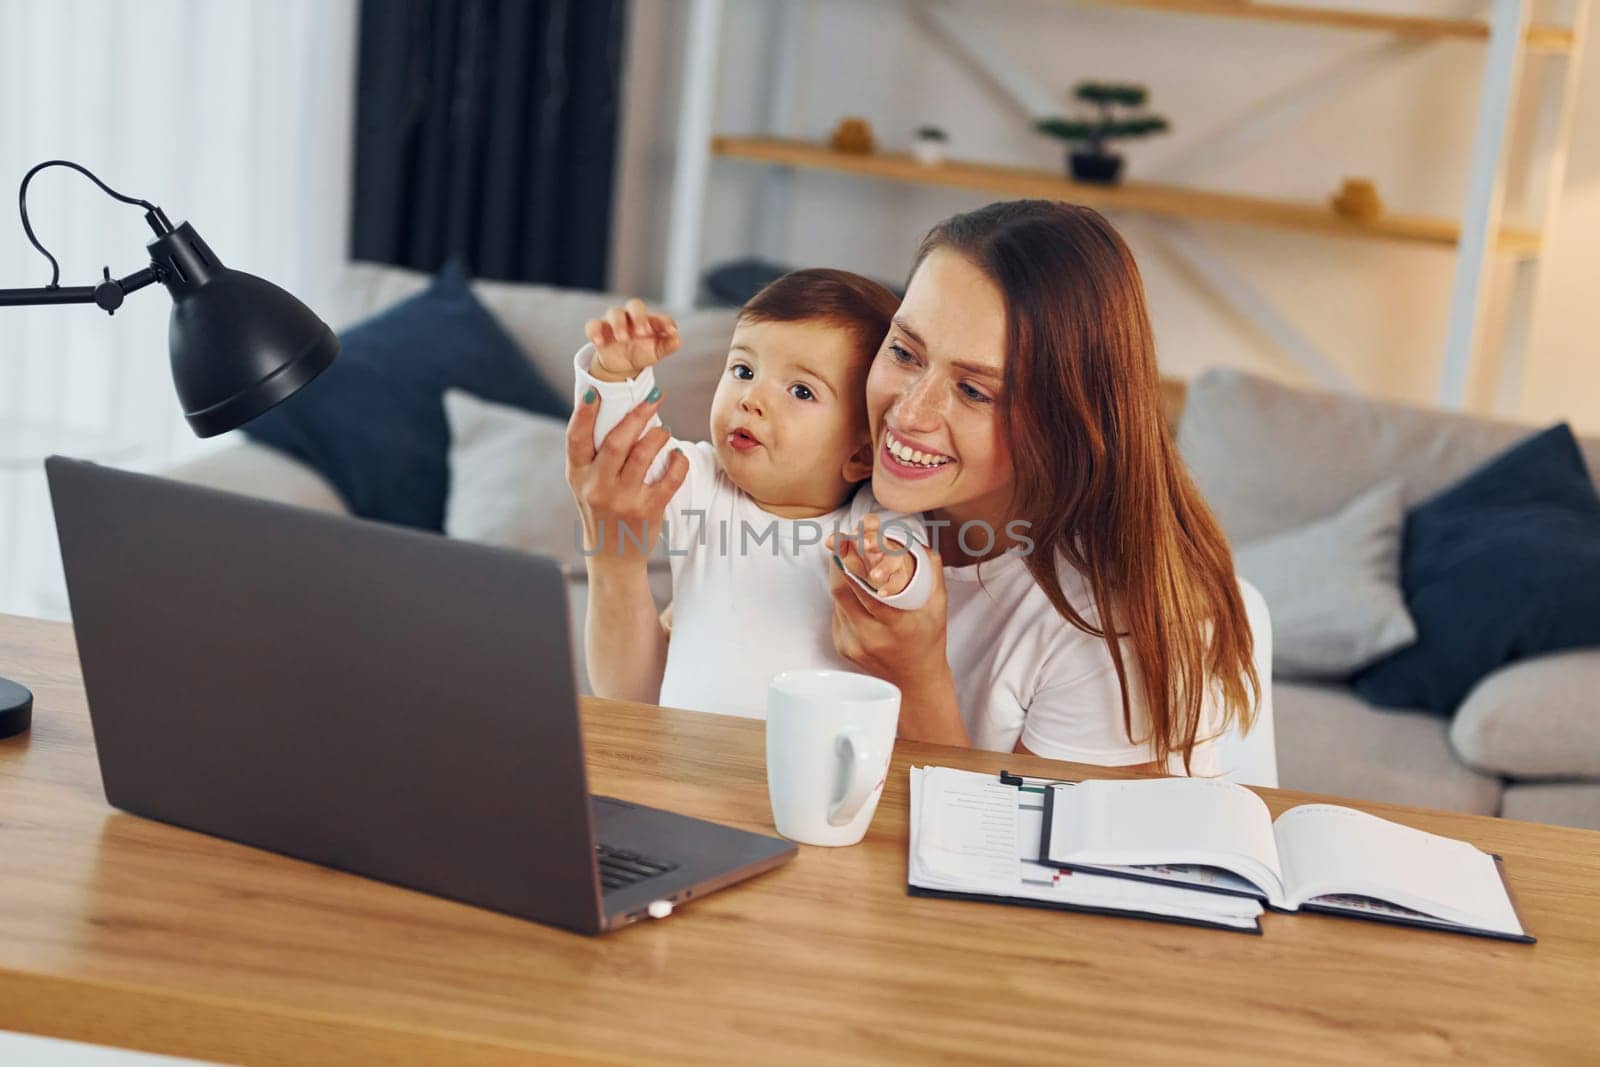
[[163, 263, 1600, 830], [1178, 370, 1600, 830]]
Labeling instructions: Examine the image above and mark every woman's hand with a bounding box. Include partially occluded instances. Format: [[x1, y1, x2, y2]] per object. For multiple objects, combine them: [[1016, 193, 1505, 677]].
[[566, 389, 687, 704], [566, 388, 686, 569], [825, 522, 971, 746]]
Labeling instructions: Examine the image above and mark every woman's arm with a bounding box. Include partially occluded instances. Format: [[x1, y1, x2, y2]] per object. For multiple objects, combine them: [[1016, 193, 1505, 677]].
[[826, 534, 972, 747], [585, 560, 669, 704], [566, 388, 686, 703], [1012, 736, 1164, 773]]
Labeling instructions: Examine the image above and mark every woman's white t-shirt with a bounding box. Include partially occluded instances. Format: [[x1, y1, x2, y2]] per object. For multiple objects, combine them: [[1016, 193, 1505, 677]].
[[944, 549, 1226, 777]]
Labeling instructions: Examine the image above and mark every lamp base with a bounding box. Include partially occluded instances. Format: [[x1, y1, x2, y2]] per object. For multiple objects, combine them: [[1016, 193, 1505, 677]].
[[0, 676, 32, 738]]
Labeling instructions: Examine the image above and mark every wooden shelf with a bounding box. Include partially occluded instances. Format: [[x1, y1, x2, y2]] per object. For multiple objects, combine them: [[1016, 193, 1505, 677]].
[[711, 137, 1543, 257], [1065, 0, 1575, 52]]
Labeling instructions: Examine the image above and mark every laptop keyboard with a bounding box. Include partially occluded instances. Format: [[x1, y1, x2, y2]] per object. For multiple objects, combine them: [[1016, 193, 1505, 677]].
[[596, 843, 679, 894]]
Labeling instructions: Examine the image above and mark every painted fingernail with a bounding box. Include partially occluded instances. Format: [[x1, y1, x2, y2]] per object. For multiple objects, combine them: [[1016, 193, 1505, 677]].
[[583, 388, 597, 404], [646, 385, 661, 403]]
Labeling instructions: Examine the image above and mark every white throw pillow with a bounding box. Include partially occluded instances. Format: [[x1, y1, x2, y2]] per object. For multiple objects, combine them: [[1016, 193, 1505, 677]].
[[1235, 480, 1416, 680], [443, 389, 583, 570], [1450, 649, 1600, 778]]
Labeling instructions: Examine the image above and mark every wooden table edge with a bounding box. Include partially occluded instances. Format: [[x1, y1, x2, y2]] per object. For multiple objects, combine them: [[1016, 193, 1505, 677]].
[[0, 965, 637, 1067]]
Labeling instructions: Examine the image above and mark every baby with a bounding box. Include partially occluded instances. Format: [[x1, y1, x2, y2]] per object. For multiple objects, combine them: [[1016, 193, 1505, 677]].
[[574, 269, 929, 718]]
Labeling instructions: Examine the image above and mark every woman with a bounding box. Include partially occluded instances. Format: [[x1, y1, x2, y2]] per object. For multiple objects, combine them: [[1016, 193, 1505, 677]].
[[825, 200, 1258, 774], [569, 199, 1259, 776]]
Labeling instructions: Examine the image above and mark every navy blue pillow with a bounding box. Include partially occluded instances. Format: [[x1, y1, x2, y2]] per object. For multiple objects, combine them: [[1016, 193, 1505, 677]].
[[245, 261, 564, 530], [1353, 424, 1600, 714]]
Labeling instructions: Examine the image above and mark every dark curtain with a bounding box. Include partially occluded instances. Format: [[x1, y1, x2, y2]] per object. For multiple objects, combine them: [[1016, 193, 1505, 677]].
[[349, 0, 626, 288]]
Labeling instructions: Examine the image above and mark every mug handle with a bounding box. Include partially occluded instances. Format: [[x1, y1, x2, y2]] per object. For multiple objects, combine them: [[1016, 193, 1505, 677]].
[[827, 727, 876, 827]]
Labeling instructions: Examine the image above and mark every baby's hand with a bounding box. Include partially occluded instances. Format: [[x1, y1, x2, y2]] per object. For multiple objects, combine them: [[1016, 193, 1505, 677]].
[[857, 514, 917, 598], [863, 540, 916, 597], [586, 298, 681, 382]]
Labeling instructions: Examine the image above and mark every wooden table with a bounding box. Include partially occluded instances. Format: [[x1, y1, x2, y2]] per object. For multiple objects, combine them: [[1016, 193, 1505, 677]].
[[2, 612, 1598, 1065]]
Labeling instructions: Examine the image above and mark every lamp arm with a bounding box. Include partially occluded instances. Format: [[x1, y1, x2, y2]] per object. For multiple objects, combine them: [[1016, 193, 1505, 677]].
[[0, 264, 163, 315], [0, 284, 97, 307]]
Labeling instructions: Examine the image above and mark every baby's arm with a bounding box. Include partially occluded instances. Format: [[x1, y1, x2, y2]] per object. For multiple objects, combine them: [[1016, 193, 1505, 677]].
[[575, 299, 684, 485], [574, 345, 664, 480]]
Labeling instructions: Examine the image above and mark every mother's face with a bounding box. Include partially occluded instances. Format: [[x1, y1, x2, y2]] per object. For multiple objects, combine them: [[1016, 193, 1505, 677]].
[[866, 248, 1014, 524]]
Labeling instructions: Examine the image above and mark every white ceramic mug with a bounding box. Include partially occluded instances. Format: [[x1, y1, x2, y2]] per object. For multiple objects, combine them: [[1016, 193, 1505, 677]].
[[766, 670, 901, 847]]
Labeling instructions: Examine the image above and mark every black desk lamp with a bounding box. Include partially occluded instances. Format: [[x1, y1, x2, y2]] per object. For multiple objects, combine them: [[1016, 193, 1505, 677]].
[[0, 160, 340, 738]]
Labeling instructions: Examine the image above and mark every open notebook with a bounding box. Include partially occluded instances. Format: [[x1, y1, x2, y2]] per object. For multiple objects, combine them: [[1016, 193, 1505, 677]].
[[908, 767, 1265, 933], [1040, 777, 1532, 942]]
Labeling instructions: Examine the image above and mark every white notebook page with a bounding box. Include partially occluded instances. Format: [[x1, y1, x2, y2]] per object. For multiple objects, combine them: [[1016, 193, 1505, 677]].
[[916, 768, 1023, 891], [1273, 804, 1524, 934]]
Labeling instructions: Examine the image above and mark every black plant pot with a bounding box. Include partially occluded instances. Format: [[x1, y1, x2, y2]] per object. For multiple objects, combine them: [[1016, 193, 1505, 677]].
[[1069, 151, 1124, 185]]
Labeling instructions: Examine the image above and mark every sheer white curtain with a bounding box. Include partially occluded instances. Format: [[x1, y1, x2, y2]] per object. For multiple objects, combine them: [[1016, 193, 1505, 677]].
[[0, 0, 358, 618]]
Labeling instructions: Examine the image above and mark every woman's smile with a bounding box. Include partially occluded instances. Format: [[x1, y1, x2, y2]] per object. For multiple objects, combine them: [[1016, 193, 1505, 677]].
[[880, 427, 954, 480]]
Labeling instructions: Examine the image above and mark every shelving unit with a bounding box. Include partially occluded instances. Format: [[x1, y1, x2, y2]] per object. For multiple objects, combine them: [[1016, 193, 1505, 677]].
[[664, 0, 1590, 412], [711, 135, 1544, 256], [1069, 0, 1575, 50]]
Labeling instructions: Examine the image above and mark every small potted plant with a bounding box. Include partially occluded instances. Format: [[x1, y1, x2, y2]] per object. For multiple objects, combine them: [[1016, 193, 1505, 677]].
[[912, 125, 949, 166], [1035, 82, 1169, 185]]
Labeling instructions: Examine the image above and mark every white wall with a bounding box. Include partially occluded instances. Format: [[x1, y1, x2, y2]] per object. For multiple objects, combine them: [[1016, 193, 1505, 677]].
[[0, 0, 358, 618], [610, 0, 1599, 432]]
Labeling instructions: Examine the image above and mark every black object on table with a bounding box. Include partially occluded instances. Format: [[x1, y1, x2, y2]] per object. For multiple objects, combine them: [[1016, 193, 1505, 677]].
[[0, 677, 30, 739]]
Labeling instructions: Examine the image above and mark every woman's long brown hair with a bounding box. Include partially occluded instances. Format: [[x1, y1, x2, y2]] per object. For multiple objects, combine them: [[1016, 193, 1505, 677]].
[[916, 200, 1258, 771]]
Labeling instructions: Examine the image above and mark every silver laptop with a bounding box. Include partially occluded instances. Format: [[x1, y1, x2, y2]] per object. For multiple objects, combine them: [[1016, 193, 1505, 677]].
[[46, 456, 795, 935]]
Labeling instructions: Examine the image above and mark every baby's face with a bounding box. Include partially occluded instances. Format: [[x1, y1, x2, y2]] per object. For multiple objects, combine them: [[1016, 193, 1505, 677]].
[[708, 318, 874, 515]]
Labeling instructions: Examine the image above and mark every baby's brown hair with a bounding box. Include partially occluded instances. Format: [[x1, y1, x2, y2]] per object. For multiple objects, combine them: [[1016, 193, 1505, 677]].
[[739, 268, 899, 368]]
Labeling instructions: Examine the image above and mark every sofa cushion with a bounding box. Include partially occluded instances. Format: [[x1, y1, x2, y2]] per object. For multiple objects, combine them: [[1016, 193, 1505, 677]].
[[1235, 480, 1414, 679], [1178, 369, 1600, 545], [1499, 783, 1600, 832], [1273, 682, 1502, 815], [330, 261, 738, 449], [1450, 650, 1600, 779], [444, 390, 583, 571], [245, 261, 566, 530], [1354, 424, 1600, 714]]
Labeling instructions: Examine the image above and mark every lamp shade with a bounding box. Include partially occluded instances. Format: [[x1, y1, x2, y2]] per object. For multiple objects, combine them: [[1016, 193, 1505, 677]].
[[151, 222, 338, 437]]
